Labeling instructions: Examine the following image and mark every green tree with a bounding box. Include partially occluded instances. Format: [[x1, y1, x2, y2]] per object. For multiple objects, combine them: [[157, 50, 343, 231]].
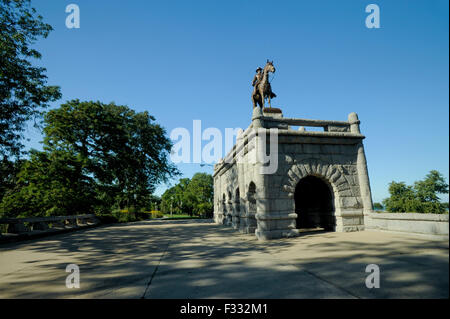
[[42, 100, 178, 211], [0, 0, 61, 158], [414, 170, 448, 202], [186, 173, 213, 217], [161, 173, 213, 217], [161, 178, 190, 214], [1, 100, 178, 218], [373, 202, 384, 210], [0, 149, 96, 218], [382, 170, 449, 214], [0, 157, 23, 200], [148, 194, 161, 211]]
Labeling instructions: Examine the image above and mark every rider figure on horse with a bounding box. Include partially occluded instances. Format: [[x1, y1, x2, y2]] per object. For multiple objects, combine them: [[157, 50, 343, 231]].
[[251, 61, 276, 109], [252, 67, 263, 88]]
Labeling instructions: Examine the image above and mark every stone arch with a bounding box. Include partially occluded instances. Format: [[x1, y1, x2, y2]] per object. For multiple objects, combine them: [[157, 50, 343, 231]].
[[282, 158, 362, 223], [282, 159, 361, 209], [226, 191, 233, 226], [222, 193, 226, 209], [221, 193, 227, 224], [232, 188, 241, 230], [248, 182, 256, 206], [295, 175, 335, 230], [235, 188, 240, 207], [245, 182, 258, 234]]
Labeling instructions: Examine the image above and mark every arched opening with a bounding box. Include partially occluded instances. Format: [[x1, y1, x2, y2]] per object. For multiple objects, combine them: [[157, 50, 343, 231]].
[[243, 182, 257, 234], [248, 182, 256, 216], [226, 191, 233, 226], [295, 175, 334, 231], [235, 188, 240, 214], [233, 188, 240, 229], [222, 194, 227, 224]]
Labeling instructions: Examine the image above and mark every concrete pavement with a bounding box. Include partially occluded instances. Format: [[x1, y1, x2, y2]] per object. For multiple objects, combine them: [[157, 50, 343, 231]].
[[0, 219, 448, 298]]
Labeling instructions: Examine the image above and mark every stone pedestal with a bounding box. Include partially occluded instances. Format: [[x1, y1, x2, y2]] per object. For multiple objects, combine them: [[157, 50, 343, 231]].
[[255, 212, 299, 240], [213, 109, 373, 240]]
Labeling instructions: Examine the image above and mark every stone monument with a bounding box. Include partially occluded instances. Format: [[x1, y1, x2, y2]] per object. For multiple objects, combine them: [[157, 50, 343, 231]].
[[213, 61, 374, 240]]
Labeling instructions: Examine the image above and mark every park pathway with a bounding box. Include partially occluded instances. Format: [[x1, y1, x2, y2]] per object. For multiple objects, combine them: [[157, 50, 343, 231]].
[[0, 219, 448, 298]]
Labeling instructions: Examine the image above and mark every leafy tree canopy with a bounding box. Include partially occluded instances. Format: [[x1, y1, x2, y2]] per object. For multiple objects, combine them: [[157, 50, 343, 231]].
[[382, 170, 449, 214], [42, 100, 179, 210], [0, 0, 61, 158], [161, 173, 213, 217], [0, 100, 178, 218], [0, 149, 96, 217]]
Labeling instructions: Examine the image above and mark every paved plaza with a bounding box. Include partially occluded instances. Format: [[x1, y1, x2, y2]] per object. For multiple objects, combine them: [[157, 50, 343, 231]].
[[0, 219, 448, 298]]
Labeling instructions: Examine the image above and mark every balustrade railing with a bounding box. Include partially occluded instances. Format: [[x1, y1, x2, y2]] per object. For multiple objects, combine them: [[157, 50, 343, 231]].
[[0, 214, 99, 239]]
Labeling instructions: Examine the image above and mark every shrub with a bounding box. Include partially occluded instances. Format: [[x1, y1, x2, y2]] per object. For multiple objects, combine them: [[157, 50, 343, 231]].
[[150, 210, 163, 219], [111, 209, 136, 223]]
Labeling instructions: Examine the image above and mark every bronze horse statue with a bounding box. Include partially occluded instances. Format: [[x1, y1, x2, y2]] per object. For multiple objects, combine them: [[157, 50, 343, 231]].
[[252, 60, 277, 109]]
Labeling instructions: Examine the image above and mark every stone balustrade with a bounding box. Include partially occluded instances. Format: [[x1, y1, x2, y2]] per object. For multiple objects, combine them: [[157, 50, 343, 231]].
[[364, 212, 449, 239], [0, 214, 100, 242]]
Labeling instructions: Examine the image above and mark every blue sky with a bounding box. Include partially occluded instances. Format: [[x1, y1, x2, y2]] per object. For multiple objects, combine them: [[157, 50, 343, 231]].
[[25, 0, 449, 203]]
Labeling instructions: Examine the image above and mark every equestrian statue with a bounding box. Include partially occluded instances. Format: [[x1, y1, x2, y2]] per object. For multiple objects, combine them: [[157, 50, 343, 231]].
[[251, 60, 277, 109]]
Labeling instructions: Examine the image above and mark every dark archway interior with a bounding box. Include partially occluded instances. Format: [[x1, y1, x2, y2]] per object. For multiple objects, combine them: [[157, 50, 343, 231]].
[[248, 183, 256, 215], [222, 194, 227, 214], [235, 188, 240, 214], [295, 176, 335, 231]]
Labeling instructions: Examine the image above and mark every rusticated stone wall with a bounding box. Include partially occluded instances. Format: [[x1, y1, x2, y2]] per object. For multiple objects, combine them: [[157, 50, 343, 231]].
[[213, 108, 374, 240]]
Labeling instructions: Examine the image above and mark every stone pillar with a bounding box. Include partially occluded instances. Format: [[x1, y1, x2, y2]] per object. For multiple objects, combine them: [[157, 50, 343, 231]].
[[356, 143, 373, 210], [255, 213, 299, 240], [357, 141, 373, 230], [251, 106, 264, 128], [348, 112, 361, 134], [349, 112, 373, 228], [255, 197, 299, 241]]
